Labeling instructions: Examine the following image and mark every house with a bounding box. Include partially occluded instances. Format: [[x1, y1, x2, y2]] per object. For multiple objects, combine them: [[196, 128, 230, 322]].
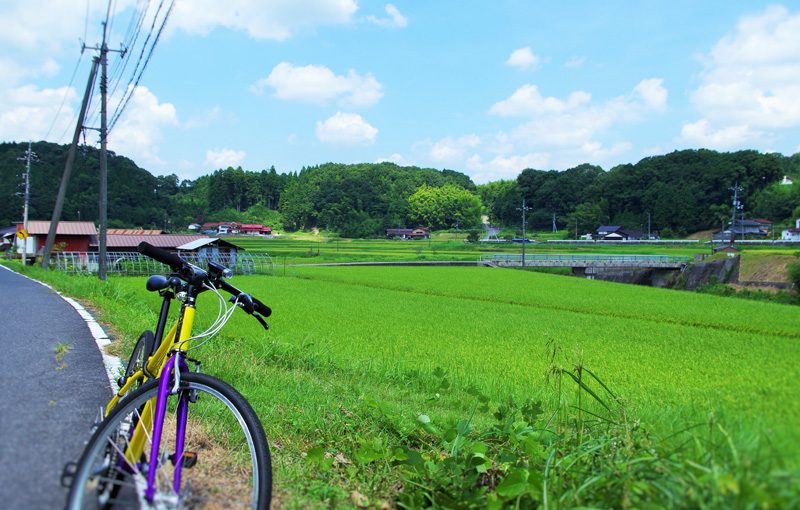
[[201, 222, 241, 235], [596, 226, 642, 241], [1, 226, 16, 252], [107, 229, 162, 235], [102, 234, 209, 252], [713, 244, 741, 256], [386, 227, 431, 239], [238, 224, 272, 236], [187, 223, 201, 231], [781, 219, 800, 241], [20, 220, 97, 254], [177, 237, 242, 264], [596, 225, 622, 237], [714, 219, 769, 240]]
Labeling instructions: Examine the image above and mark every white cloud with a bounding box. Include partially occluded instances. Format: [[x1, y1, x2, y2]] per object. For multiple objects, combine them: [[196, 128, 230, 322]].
[[466, 153, 550, 183], [680, 119, 755, 149], [107, 86, 178, 168], [683, 5, 800, 148], [490, 85, 591, 116], [367, 4, 408, 28], [429, 134, 481, 164], [171, 0, 358, 41], [205, 148, 247, 169], [565, 56, 586, 69], [254, 62, 383, 107], [416, 78, 666, 182], [0, 84, 77, 142], [376, 153, 408, 165], [506, 47, 541, 70], [316, 112, 378, 144], [633, 78, 667, 111]]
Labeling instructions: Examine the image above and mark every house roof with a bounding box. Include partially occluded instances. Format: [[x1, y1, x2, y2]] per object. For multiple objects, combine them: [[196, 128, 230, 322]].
[[102, 234, 206, 249], [107, 229, 162, 235], [176, 238, 242, 250], [597, 225, 622, 232], [25, 220, 97, 236]]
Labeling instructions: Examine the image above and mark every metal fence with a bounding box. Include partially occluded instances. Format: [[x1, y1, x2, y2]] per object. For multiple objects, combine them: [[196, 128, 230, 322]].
[[480, 253, 689, 268], [54, 251, 274, 276]]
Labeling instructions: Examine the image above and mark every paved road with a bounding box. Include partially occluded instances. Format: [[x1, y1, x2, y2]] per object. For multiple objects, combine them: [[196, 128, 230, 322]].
[[0, 266, 111, 509]]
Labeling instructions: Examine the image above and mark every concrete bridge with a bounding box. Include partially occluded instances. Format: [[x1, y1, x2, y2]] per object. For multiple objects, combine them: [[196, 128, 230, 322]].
[[480, 253, 689, 274]]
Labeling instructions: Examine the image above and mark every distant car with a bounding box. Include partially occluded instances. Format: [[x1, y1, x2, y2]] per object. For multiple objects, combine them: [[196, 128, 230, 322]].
[[511, 237, 534, 243]]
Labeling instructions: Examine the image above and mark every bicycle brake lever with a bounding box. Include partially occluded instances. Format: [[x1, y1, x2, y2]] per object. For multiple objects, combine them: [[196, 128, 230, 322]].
[[253, 314, 269, 331]]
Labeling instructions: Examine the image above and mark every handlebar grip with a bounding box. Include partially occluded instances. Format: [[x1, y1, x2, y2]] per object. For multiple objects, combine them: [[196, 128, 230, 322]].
[[219, 280, 272, 318], [252, 298, 272, 318], [137, 241, 184, 272]]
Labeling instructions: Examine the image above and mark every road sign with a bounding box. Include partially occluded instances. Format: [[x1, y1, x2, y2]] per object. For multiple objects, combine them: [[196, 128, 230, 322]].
[[16, 228, 28, 240]]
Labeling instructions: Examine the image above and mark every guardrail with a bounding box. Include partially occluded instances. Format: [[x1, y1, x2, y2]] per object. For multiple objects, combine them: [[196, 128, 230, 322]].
[[54, 251, 274, 276], [480, 253, 689, 268]]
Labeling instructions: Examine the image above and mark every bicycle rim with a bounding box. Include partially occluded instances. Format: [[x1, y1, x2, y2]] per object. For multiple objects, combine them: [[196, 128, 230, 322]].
[[67, 373, 271, 509]]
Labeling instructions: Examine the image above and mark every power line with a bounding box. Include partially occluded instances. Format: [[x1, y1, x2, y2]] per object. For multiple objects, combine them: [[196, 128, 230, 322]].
[[45, 52, 85, 141], [109, 0, 173, 133]]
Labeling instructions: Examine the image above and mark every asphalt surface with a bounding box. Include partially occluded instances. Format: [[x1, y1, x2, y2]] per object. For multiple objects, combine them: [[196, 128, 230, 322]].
[[0, 266, 111, 509]]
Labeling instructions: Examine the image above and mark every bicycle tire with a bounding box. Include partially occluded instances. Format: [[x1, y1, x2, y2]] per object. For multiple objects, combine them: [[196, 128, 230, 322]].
[[66, 372, 272, 509]]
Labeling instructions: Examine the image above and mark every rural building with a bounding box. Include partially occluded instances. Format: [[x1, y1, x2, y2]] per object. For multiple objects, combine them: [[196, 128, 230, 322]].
[[713, 244, 741, 256], [781, 219, 800, 241], [596, 226, 642, 241], [177, 237, 242, 263], [238, 224, 272, 235], [386, 227, 431, 239], [714, 219, 770, 241], [201, 222, 240, 235], [781, 175, 794, 185], [101, 234, 209, 252], [107, 229, 162, 235], [19, 220, 97, 253]]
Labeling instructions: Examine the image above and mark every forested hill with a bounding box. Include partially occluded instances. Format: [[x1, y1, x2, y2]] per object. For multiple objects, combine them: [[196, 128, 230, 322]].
[[2, 141, 799, 237], [0, 142, 477, 234], [482, 150, 800, 235]]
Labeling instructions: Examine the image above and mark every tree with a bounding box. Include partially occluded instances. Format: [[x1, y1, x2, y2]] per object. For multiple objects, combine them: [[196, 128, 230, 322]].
[[407, 184, 482, 230]]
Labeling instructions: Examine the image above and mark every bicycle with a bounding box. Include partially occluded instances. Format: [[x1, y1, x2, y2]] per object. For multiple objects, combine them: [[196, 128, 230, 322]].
[[64, 241, 273, 509]]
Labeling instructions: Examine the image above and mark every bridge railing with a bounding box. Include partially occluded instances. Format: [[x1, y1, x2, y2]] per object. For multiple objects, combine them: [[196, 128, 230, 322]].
[[480, 253, 689, 267]]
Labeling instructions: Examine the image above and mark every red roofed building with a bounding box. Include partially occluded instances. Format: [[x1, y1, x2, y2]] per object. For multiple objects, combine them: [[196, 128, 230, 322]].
[[239, 224, 272, 235], [22, 220, 97, 253]]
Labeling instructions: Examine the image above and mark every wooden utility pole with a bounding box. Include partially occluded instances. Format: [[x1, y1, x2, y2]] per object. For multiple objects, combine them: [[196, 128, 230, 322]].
[[98, 26, 109, 280], [518, 199, 532, 268], [40, 58, 99, 269]]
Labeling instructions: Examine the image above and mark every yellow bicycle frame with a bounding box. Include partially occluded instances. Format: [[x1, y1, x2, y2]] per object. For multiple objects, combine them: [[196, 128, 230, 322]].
[[104, 305, 196, 465]]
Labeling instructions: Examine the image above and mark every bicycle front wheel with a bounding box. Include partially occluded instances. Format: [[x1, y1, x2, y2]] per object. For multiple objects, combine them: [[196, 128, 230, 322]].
[[67, 373, 272, 509]]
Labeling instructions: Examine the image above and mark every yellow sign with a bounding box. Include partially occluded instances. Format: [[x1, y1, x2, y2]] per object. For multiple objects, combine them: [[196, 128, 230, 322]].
[[16, 228, 28, 240]]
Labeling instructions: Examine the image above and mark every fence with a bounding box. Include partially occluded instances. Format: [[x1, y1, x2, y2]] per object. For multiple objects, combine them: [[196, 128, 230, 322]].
[[54, 251, 274, 276], [480, 253, 689, 268]]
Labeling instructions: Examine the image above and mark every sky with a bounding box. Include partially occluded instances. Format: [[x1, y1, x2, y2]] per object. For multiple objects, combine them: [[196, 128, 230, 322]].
[[2, 1, 800, 184]]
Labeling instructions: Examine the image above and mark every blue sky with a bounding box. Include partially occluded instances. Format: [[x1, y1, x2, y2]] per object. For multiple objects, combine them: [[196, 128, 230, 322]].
[[2, 1, 800, 183]]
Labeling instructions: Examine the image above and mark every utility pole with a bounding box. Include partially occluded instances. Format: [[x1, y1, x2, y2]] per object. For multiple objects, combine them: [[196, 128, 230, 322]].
[[552, 212, 558, 233], [517, 199, 532, 267], [729, 182, 743, 244], [17, 142, 36, 265], [575, 217, 578, 240], [647, 212, 651, 240], [83, 20, 125, 280], [41, 58, 99, 269]]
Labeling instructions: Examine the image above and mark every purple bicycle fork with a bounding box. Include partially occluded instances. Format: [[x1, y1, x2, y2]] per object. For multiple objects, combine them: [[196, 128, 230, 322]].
[[144, 353, 190, 503]]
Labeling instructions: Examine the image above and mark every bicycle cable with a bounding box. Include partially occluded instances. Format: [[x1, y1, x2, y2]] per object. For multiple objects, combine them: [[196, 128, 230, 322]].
[[176, 282, 240, 352]]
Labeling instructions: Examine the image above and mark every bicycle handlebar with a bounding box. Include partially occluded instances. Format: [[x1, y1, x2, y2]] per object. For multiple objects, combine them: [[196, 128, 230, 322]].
[[137, 240, 271, 319], [138, 241, 184, 272]]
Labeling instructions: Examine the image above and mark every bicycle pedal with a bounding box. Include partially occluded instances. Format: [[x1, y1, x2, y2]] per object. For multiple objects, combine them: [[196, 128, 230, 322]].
[[170, 451, 198, 468], [61, 461, 77, 488]]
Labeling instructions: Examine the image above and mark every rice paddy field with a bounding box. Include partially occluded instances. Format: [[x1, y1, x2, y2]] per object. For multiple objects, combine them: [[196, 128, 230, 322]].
[[228, 235, 719, 266], [8, 259, 800, 507]]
